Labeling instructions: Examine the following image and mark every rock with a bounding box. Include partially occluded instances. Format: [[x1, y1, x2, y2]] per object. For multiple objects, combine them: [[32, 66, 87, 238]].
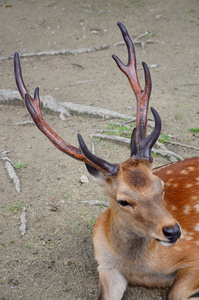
[[80, 175, 89, 183]]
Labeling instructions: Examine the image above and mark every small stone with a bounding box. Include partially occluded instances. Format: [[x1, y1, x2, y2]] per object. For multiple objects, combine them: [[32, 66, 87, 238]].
[[80, 175, 89, 183]]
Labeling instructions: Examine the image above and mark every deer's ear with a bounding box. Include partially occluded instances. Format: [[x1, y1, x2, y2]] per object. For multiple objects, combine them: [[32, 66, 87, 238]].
[[130, 128, 137, 157], [85, 163, 101, 178]]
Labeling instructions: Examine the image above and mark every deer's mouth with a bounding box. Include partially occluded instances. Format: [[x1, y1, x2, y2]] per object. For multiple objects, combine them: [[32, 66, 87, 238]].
[[156, 239, 177, 247]]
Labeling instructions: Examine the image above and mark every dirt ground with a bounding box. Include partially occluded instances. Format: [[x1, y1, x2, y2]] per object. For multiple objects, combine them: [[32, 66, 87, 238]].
[[0, 0, 199, 299]]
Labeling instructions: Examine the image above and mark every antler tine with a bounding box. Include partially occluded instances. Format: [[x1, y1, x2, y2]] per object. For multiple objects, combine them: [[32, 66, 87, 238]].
[[112, 22, 152, 144], [14, 52, 29, 99], [14, 52, 118, 176], [14, 52, 43, 120]]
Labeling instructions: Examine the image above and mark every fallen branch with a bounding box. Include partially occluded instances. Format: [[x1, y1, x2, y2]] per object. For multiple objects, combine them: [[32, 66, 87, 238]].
[[0, 120, 34, 126], [155, 141, 183, 162], [82, 200, 108, 207], [96, 129, 132, 135], [91, 133, 130, 145], [19, 207, 27, 236], [109, 119, 154, 128], [158, 138, 199, 150], [0, 45, 109, 61], [91, 133, 182, 162], [0, 89, 132, 121], [97, 129, 199, 151], [0, 149, 21, 193], [0, 31, 152, 61], [66, 80, 93, 87]]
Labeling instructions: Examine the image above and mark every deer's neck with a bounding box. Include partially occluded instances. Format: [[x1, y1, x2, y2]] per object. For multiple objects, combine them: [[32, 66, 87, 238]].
[[108, 211, 150, 261]]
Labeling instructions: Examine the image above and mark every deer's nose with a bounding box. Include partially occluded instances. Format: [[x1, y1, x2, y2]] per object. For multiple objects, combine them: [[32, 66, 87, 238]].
[[163, 224, 181, 243]]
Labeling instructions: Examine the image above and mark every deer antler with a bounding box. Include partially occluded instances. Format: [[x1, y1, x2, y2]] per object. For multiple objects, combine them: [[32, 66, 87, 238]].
[[112, 22, 161, 162], [14, 52, 118, 176]]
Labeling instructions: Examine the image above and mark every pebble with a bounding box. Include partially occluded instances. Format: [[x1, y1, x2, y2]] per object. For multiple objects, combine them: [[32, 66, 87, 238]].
[[80, 175, 89, 183]]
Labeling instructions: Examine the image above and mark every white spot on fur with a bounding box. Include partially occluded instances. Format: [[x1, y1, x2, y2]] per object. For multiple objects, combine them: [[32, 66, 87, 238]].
[[184, 235, 193, 241], [166, 170, 173, 174], [171, 205, 177, 211], [173, 183, 178, 188], [181, 229, 194, 240], [184, 205, 191, 214], [185, 183, 193, 188], [187, 166, 194, 171], [181, 229, 187, 238], [191, 196, 197, 201], [174, 246, 181, 251], [180, 170, 188, 175], [168, 177, 174, 182], [195, 241, 199, 246], [195, 204, 199, 212], [194, 223, 199, 231]]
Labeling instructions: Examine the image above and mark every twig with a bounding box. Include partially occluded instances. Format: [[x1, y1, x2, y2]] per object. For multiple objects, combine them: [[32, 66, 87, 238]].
[[0, 149, 21, 193], [0, 89, 132, 121], [96, 129, 132, 135], [0, 121, 34, 126], [96, 128, 199, 152], [155, 141, 182, 162], [91, 140, 95, 155], [91, 133, 182, 162], [159, 138, 199, 150], [82, 200, 108, 207], [91, 133, 130, 145], [175, 83, 199, 87], [67, 80, 93, 87], [109, 119, 154, 128], [137, 64, 158, 70], [0, 31, 151, 61], [0, 45, 109, 61], [19, 207, 27, 236]]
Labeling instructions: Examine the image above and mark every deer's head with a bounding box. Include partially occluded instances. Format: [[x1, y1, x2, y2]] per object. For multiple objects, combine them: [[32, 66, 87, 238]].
[[14, 22, 181, 246]]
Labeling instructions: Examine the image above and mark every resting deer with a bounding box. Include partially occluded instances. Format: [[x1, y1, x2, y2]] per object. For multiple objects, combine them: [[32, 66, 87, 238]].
[[14, 22, 199, 300]]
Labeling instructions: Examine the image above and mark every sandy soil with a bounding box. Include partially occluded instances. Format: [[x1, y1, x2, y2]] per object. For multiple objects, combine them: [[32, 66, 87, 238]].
[[0, 0, 199, 299]]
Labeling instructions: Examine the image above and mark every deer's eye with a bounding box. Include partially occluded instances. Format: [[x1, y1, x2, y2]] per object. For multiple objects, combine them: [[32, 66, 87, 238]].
[[118, 200, 133, 207]]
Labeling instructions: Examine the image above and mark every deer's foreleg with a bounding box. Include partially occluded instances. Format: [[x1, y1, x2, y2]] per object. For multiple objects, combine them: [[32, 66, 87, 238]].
[[97, 266, 127, 300], [168, 268, 199, 300]]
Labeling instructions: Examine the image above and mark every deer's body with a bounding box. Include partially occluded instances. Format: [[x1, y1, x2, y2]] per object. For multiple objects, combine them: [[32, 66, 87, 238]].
[[94, 157, 199, 299], [13, 22, 199, 300]]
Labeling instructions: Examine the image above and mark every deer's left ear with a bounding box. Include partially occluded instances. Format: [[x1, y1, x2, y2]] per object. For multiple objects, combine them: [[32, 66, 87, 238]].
[[130, 128, 137, 157], [85, 163, 101, 178]]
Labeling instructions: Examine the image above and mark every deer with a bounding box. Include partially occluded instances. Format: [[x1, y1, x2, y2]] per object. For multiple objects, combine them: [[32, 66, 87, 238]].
[[13, 22, 199, 300]]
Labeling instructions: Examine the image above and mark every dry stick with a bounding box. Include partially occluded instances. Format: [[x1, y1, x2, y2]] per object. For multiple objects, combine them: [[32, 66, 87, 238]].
[[0, 89, 132, 121], [66, 80, 93, 87], [109, 119, 154, 128], [82, 200, 108, 207], [96, 129, 199, 151], [0, 149, 21, 193], [0, 31, 151, 61], [0, 121, 34, 126], [91, 133, 130, 145], [96, 129, 132, 135], [159, 138, 199, 150], [19, 207, 27, 236], [0, 45, 109, 61], [90, 133, 183, 162]]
